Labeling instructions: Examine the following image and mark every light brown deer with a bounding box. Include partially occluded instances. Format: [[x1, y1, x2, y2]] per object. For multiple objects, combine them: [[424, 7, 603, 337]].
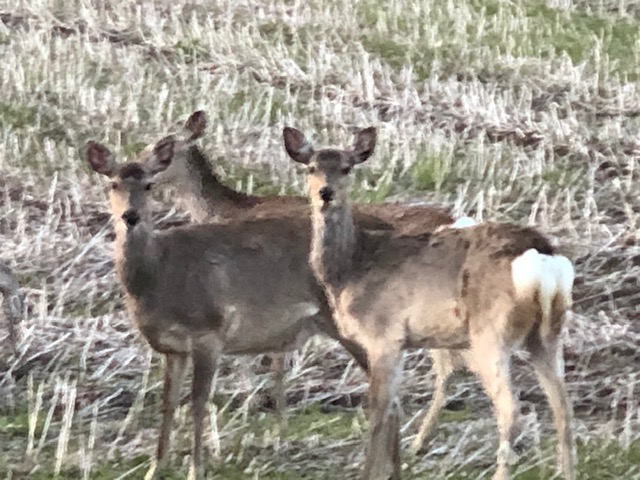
[[139, 110, 455, 421], [1, 262, 23, 355], [284, 127, 575, 480], [86, 139, 381, 479]]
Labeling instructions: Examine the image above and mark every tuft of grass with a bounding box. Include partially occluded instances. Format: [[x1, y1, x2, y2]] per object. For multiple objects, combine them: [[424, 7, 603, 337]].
[[264, 405, 363, 441], [121, 141, 149, 159], [0, 102, 37, 130], [408, 149, 454, 193]]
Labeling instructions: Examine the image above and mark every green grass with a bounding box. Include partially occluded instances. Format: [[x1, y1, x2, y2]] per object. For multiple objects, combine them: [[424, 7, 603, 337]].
[[356, 0, 640, 81], [0, 101, 38, 130]]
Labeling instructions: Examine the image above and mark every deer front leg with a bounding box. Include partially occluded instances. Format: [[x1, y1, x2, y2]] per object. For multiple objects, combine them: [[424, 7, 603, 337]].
[[146, 353, 188, 479], [189, 334, 222, 480], [363, 347, 403, 480], [270, 353, 287, 418]]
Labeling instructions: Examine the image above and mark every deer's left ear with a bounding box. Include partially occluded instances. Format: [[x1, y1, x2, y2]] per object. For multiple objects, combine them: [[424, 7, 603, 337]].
[[351, 127, 376, 165], [86, 141, 117, 177], [184, 110, 207, 140], [283, 127, 315, 164]]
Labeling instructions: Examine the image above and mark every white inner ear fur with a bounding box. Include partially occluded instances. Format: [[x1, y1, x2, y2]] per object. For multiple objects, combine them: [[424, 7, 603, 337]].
[[298, 142, 314, 156]]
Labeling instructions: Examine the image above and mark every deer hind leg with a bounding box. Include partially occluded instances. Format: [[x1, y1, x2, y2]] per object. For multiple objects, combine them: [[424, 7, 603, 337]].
[[526, 328, 575, 480], [363, 346, 403, 480], [469, 335, 518, 480], [411, 349, 456, 454], [189, 334, 223, 480], [154, 353, 189, 474]]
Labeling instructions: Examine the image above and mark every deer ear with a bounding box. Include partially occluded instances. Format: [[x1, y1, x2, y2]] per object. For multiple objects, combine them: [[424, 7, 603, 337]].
[[86, 141, 117, 177], [146, 135, 176, 174], [184, 110, 207, 140], [283, 127, 314, 164], [351, 127, 377, 165]]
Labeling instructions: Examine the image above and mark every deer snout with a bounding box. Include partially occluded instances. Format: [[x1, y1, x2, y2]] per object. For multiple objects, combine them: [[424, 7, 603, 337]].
[[122, 209, 140, 228], [319, 186, 334, 203]]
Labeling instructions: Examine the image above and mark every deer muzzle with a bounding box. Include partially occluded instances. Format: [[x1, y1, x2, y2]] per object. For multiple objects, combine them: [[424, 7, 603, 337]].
[[122, 209, 141, 228], [319, 186, 334, 203]]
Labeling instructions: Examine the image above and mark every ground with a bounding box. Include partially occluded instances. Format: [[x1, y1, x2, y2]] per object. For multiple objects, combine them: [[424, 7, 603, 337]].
[[1, 0, 639, 478]]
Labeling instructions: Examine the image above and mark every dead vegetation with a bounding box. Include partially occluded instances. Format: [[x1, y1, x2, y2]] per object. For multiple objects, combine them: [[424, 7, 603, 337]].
[[1, 0, 639, 478]]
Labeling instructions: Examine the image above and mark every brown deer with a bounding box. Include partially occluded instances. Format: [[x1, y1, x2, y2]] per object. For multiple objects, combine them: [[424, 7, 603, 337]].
[[86, 139, 380, 479], [1, 262, 22, 355], [284, 126, 575, 480], [138, 110, 454, 420]]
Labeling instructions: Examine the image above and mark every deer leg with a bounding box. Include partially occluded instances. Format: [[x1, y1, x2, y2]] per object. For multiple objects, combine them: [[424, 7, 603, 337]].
[[527, 334, 575, 480], [363, 347, 403, 480], [411, 349, 456, 454], [189, 335, 222, 480], [270, 353, 287, 418], [156, 353, 189, 470], [469, 337, 518, 480]]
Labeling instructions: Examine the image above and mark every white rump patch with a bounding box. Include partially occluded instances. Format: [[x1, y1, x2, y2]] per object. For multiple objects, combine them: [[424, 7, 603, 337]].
[[450, 216, 477, 229], [435, 216, 477, 232], [511, 249, 575, 319]]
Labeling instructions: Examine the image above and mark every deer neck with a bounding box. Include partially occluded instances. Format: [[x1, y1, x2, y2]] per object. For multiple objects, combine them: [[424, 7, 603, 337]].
[[113, 218, 158, 298], [180, 146, 258, 223], [310, 201, 358, 292]]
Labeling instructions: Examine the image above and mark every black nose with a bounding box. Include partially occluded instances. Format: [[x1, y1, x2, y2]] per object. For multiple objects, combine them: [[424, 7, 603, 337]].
[[319, 186, 334, 203], [122, 209, 140, 227]]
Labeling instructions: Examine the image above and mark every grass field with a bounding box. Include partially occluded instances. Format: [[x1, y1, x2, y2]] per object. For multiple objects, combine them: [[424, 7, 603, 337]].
[[1, 0, 640, 478]]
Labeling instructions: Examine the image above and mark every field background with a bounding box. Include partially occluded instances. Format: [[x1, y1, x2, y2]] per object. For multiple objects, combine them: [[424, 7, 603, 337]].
[[1, 0, 640, 478]]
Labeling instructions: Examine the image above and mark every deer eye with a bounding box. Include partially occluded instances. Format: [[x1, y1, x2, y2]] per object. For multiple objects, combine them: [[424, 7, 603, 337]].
[[110, 182, 119, 190], [145, 183, 153, 191], [308, 165, 316, 174], [341, 166, 352, 175]]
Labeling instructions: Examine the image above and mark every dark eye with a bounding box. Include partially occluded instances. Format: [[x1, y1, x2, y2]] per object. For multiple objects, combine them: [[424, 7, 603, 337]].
[[341, 166, 352, 174], [308, 166, 316, 174], [110, 182, 119, 190], [145, 183, 153, 191]]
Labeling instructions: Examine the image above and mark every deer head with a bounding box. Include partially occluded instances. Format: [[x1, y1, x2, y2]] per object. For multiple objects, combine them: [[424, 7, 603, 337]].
[[86, 140, 174, 229], [283, 127, 377, 210], [143, 110, 208, 185]]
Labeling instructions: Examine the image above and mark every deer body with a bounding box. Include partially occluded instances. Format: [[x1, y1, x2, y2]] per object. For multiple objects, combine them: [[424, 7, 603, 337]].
[[117, 219, 322, 356], [287, 129, 575, 480]]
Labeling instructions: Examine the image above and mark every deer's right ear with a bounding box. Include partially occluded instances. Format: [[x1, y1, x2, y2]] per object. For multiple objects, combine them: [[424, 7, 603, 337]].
[[283, 127, 314, 164], [146, 136, 176, 174], [184, 110, 207, 140], [351, 127, 377, 165], [86, 141, 117, 177]]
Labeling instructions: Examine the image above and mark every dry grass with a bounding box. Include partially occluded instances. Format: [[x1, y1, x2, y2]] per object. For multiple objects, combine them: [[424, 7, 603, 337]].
[[1, 0, 639, 478]]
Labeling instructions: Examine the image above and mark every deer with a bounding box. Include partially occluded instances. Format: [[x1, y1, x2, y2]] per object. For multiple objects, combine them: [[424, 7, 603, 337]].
[[85, 138, 393, 479], [1, 262, 23, 355], [138, 110, 458, 427], [284, 126, 575, 480]]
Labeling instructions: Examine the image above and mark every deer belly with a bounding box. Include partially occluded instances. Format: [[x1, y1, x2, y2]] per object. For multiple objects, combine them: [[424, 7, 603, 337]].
[[222, 302, 321, 355], [405, 298, 469, 349], [137, 321, 192, 355]]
